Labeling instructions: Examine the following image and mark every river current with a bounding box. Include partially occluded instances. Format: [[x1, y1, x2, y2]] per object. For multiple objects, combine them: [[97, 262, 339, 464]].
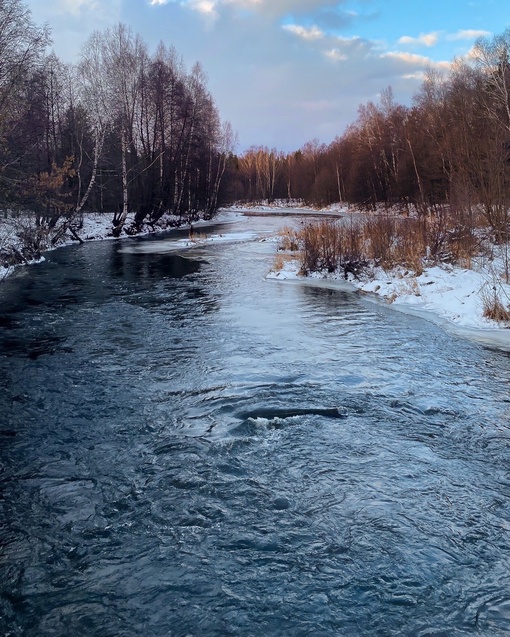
[[2, 213, 510, 636]]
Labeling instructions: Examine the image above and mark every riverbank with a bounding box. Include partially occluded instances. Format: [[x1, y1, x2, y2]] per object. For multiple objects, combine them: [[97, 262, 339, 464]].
[[225, 204, 510, 350], [267, 254, 510, 350], [0, 201, 340, 282], [0, 208, 245, 282]]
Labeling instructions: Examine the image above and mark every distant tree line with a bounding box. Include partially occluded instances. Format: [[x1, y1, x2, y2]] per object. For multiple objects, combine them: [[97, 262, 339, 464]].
[[0, 0, 235, 240], [228, 29, 510, 239]]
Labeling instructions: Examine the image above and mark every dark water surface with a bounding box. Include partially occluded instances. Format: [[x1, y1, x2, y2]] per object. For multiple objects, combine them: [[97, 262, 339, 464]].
[[2, 215, 510, 636]]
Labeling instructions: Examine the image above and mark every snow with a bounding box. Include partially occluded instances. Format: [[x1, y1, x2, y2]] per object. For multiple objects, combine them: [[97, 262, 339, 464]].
[[118, 229, 263, 255], [229, 200, 348, 217]]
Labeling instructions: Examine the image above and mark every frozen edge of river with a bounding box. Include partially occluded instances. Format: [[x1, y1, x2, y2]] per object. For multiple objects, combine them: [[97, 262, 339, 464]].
[[266, 262, 510, 352]]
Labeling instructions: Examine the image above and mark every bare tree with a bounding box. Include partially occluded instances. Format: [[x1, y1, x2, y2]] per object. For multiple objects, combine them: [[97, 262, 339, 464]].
[[473, 29, 510, 134], [206, 120, 237, 215], [0, 0, 49, 113], [76, 32, 113, 218]]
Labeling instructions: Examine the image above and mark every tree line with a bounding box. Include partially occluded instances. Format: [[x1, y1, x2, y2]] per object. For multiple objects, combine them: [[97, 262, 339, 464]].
[[0, 0, 235, 242], [3, 0, 510, 251], [228, 30, 510, 240]]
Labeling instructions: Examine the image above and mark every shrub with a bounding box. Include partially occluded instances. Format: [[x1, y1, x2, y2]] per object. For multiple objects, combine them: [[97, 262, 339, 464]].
[[480, 282, 510, 322], [277, 226, 300, 252], [363, 215, 395, 266], [299, 219, 366, 277], [287, 207, 484, 279]]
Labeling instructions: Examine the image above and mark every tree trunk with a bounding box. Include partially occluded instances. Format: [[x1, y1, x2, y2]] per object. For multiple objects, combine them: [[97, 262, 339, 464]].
[[113, 129, 129, 237]]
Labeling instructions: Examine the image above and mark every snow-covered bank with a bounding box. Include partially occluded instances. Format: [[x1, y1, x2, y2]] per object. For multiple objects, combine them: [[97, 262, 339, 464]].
[[227, 200, 347, 217], [73, 208, 244, 244], [267, 257, 510, 350], [0, 208, 244, 281], [0, 201, 337, 281]]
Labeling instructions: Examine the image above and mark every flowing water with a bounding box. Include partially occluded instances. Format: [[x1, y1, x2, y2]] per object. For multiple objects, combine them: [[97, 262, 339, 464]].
[[2, 213, 510, 636]]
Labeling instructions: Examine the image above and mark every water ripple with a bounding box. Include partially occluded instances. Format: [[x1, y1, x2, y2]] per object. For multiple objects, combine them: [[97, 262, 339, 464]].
[[3, 217, 510, 635]]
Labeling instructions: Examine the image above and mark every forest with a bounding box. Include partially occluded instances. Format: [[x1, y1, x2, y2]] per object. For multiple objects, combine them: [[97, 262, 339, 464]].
[[2, 0, 510, 269], [0, 0, 235, 260]]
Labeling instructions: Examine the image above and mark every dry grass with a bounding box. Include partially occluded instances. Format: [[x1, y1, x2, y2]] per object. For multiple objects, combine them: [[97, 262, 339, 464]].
[[397, 277, 421, 297], [300, 221, 341, 273], [294, 209, 483, 279], [480, 282, 510, 322], [277, 225, 300, 252], [363, 215, 395, 266], [272, 253, 293, 272], [298, 219, 365, 275]]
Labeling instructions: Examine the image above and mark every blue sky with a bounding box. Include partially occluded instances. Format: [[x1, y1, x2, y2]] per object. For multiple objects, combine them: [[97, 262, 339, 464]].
[[26, 0, 510, 152]]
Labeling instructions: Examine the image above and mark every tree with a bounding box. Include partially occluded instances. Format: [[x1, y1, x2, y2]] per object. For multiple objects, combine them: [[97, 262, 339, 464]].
[[0, 0, 50, 204], [0, 0, 49, 113], [473, 29, 510, 135]]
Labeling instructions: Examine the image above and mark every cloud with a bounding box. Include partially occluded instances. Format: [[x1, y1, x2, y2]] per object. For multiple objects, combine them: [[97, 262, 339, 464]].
[[150, 0, 170, 5], [283, 24, 324, 40], [326, 48, 347, 61], [398, 32, 439, 47], [26, 0, 121, 58], [55, 0, 99, 14], [382, 51, 450, 70], [312, 8, 358, 31], [189, 0, 217, 14], [402, 72, 427, 80], [178, 0, 340, 18], [27, 0, 120, 20], [223, 0, 263, 6], [230, 0, 336, 13], [461, 45, 479, 61], [447, 29, 491, 40], [396, 29, 492, 51]]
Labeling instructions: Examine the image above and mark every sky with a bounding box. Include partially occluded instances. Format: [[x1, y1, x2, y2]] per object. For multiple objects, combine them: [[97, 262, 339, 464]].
[[25, 0, 510, 152]]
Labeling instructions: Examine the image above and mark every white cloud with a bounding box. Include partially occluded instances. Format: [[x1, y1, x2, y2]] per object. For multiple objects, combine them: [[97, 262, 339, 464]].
[[325, 48, 347, 61], [283, 24, 324, 41], [55, 0, 98, 15], [189, 0, 217, 14], [402, 72, 427, 80], [334, 35, 365, 44], [150, 0, 220, 19], [398, 32, 439, 47], [284, 25, 375, 64], [447, 29, 491, 40], [234, 0, 335, 11], [181, 0, 338, 17], [27, 0, 120, 20], [223, 0, 263, 6], [462, 45, 479, 61], [396, 29, 492, 51], [382, 51, 450, 70]]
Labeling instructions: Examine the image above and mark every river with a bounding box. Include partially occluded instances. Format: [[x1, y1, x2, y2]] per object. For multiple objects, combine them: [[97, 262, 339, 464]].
[[2, 212, 510, 636]]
